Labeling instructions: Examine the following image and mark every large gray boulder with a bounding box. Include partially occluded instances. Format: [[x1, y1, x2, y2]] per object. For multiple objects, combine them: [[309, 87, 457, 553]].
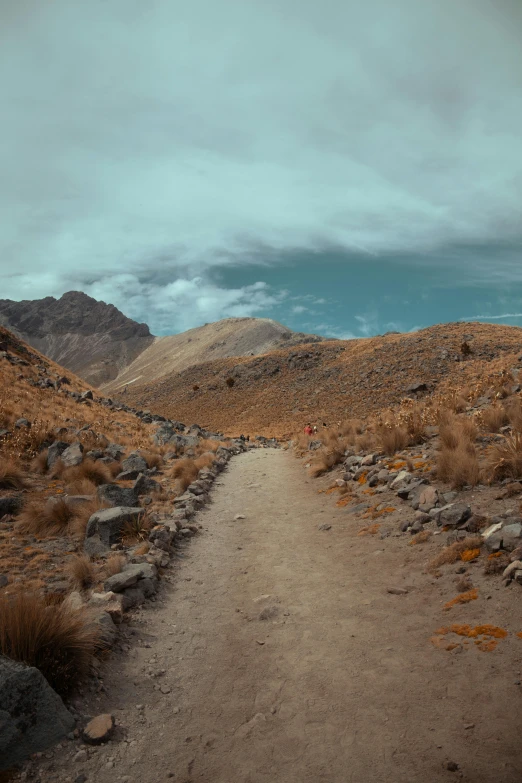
[[46, 441, 69, 469], [84, 507, 143, 554], [60, 442, 84, 467], [97, 484, 137, 507], [120, 452, 147, 474], [133, 473, 160, 496], [0, 655, 75, 770]]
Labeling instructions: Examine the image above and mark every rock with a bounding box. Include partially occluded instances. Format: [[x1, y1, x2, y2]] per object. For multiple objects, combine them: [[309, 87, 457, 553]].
[[318, 523, 332, 531], [399, 520, 411, 533], [105, 443, 125, 460], [133, 473, 160, 495], [97, 484, 137, 507], [14, 417, 31, 429], [74, 750, 88, 763], [484, 522, 522, 552], [122, 586, 146, 608], [85, 507, 144, 553], [418, 486, 439, 513], [234, 514, 246, 520], [104, 562, 157, 593], [139, 577, 158, 598], [88, 591, 124, 623], [439, 504, 472, 528], [406, 381, 428, 392], [0, 574, 7, 588], [410, 518, 424, 534], [0, 655, 75, 770], [93, 610, 118, 648], [390, 470, 410, 490], [414, 510, 431, 524], [47, 440, 69, 469], [361, 453, 378, 466], [377, 469, 390, 482], [82, 714, 114, 745], [502, 561, 522, 580], [121, 452, 147, 474], [80, 390, 93, 400], [60, 442, 84, 467], [348, 502, 371, 513], [387, 587, 408, 595], [0, 494, 23, 518]]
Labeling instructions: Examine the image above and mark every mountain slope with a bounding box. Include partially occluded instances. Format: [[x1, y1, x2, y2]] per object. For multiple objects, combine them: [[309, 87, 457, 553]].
[[120, 321, 522, 436], [0, 292, 153, 386], [102, 317, 323, 392]]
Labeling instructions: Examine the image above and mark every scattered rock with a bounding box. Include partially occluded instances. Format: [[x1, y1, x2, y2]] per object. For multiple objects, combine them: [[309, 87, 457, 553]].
[[97, 483, 137, 507], [104, 562, 157, 593], [318, 523, 332, 531], [387, 587, 408, 595], [84, 506, 144, 554], [60, 442, 84, 467], [82, 714, 114, 745]]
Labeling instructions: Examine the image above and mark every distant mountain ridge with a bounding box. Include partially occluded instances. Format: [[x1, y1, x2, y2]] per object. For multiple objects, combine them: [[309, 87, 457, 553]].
[[0, 292, 324, 388], [0, 291, 153, 386]]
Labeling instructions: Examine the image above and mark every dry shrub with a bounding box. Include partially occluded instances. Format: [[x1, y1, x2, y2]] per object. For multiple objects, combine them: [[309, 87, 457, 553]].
[[338, 419, 364, 442], [17, 497, 75, 537], [437, 444, 480, 489], [225, 377, 235, 388], [0, 590, 99, 695], [133, 542, 150, 556], [65, 476, 98, 495], [104, 553, 126, 576], [31, 449, 49, 474], [481, 405, 509, 433], [63, 459, 112, 487], [409, 530, 432, 545], [68, 554, 96, 590], [70, 499, 111, 539], [198, 439, 221, 454], [142, 451, 164, 469], [505, 397, 522, 431], [122, 515, 150, 544], [355, 432, 375, 453], [486, 433, 522, 482], [428, 536, 483, 572], [0, 457, 28, 490], [484, 552, 510, 575], [309, 447, 344, 478], [378, 425, 409, 456], [455, 576, 473, 592]]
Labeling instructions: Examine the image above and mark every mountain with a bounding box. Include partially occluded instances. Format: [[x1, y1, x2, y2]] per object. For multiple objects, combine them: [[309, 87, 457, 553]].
[[120, 321, 522, 436], [102, 317, 324, 393], [0, 292, 153, 387], [0, 292, 324, 390]]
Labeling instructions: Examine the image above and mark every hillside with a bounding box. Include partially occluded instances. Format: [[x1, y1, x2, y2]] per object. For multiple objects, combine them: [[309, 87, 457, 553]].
[[0, 291, 153, 387], [102, 316, 324, 393], [120, 321, 522, 436]]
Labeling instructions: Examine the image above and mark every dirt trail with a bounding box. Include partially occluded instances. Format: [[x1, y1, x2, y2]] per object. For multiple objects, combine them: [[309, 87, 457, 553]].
[[52, 449, 521, 783]]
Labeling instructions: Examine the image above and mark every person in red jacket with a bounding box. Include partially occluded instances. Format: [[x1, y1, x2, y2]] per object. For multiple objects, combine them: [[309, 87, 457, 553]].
[[304, 424, 313, 436]]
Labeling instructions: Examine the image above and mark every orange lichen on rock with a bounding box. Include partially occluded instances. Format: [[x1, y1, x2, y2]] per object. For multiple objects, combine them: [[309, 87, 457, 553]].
[[516, 632, 522, 639], [460, 548, 481, 562], [443, 589, 478, 610], [336, 495, 355, 508], [448, 624, 507, 639], [357, 472, 368, 484], [357, 523, 380, 536], [488, 552, 503, 559], [476, 640, 498, 652]]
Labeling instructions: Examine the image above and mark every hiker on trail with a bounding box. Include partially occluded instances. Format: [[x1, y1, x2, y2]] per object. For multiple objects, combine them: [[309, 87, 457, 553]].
[[304, 424, 313, 436]]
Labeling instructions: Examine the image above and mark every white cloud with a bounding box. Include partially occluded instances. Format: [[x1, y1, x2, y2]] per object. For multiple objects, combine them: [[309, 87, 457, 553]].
[[459, 312, 522, 321], [1, 0, 521, 316], [292, 305, 308, 314]]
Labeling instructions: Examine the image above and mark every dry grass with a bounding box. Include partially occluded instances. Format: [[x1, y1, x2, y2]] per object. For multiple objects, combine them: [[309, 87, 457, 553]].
[[486, 433, 522, 482], [122, 514, 150, 545], [67, 554, 96, 591], [481, 405, 509, 433], [437, 443, 480, 489], [309, 447, 344, 478], [409, 530, 432, 545], [505, 397, 522, 431], [63, 459, 112, 487], [16, 497, 75, 537], [428, 536, 483, 572], [31, 449, 49, 474], [378, 424, 409, 456], [0, 590, 99, 695], [104, 553, 126, 576], [0, 457, 28, 490], [170, 453, 215, 491], [65, 476, 98, 495], [142, 451, 164, 469]]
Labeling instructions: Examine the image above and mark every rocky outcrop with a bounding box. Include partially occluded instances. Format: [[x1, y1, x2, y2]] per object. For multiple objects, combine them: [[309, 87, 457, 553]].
[[0, 291, 153, 386]]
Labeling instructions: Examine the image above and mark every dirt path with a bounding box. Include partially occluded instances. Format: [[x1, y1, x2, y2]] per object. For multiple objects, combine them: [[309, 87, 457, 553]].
[[49, 449, 521, 783]]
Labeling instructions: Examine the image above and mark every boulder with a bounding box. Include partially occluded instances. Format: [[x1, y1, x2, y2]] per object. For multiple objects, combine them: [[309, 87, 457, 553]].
[[105, 443, 125, 460], [484, 522, 522, 553], [0, 655, 75, 770], [120, 452, 147, 474], [92, 611, 118, 649], [46, 441, 69, 469], [122, 586, 146, 608], [84, 507, 143, 553], [390, 470, 410, 490], [418, 486, 439, 513], [60, 442, 84, 467], [104, 562, 157, 593], [0, 494, 23, 518], [439, 503, 472, 528], [97, 483, 137, 507], [80, 390, 93, 400]]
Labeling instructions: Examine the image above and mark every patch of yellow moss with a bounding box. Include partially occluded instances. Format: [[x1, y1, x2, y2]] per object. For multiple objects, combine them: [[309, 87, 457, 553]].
[[443, 589, 478, 610], [460, 548, 481, 562]]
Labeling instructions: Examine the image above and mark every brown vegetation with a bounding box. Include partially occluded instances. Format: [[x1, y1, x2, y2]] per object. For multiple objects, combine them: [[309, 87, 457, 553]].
[[67, 554, 96, 590], [17, 497, 75, 537], [0, 590, 99, 695], [104, 553, 126, 576], [0, 457, 28, 490], [486, 433, 522, 482], [428, 536, 483, 572]]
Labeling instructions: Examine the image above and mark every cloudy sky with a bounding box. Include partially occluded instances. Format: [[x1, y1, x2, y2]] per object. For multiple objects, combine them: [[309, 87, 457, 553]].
[[1, 0, 522, 337]]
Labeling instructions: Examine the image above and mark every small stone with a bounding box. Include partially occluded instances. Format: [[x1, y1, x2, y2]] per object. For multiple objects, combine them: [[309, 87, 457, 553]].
[[160, 685, 171, 694], [75, 774, 88, 783], [446, 761, 459, 772], [0, 574, 8, 588], [464, 723, 475, 730], [73, 750, 88, 763], [318, 523, 332, 531], [387, 587, 408, 595], [234, 514, 245, 520], [82, 714, 115, 745]]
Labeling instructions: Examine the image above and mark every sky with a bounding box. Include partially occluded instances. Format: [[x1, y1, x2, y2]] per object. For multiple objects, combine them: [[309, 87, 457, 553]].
[[1, 0, 522, 338]]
